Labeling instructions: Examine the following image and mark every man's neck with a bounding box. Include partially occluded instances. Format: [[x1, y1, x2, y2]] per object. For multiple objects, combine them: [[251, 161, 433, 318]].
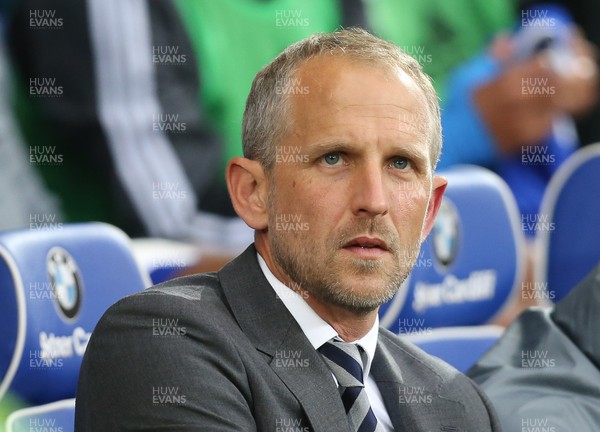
[[304, 296, 378, 342]]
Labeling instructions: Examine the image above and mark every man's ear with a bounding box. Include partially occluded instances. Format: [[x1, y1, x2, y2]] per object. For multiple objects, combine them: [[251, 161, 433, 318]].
[[421, 175, 448, 241], [226, 157, 269, 230]]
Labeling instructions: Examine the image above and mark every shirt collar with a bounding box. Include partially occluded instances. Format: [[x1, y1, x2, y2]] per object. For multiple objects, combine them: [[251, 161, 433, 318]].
[[257, 253, 379, 376]]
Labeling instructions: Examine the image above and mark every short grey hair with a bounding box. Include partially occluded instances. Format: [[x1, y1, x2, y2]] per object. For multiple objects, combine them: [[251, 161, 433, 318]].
[[242, 27, 442, 172]]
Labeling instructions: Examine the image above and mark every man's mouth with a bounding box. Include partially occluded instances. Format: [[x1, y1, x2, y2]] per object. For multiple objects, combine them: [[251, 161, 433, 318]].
[[342, 236, 389, 257]]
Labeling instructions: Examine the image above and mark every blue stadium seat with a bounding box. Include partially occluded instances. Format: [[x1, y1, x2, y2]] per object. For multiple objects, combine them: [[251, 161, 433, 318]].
[[405, 326, 504, 372], [380, 165, 525, 333], [535, 143, 600, 302], [6, 398, 75, 432], [0, 222, 150, 406]]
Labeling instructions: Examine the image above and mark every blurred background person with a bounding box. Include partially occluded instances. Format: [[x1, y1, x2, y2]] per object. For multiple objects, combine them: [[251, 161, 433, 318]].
[[440, 4, 597, 235], [521, 0, 600, 146], [7, 0, 247, 258]]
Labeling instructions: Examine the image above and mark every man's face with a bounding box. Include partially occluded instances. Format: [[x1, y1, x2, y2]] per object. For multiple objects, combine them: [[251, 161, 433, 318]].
[[266, 55, 443, 314]]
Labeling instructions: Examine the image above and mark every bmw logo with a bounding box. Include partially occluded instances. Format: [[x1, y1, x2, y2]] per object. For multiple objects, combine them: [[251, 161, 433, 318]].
[[47, 247, 83, 321], [432, 198, 460, 269]]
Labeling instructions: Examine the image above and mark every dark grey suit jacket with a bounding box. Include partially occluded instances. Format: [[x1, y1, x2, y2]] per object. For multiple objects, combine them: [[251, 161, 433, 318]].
[[75, 245, 500, 431]]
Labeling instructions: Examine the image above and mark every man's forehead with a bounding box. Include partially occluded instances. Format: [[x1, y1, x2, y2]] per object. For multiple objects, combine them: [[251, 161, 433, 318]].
[[296, 53, 421, 92], [292, 56, 426, 115], [291, 57, 429, 131], [324, 103, 426, 121]]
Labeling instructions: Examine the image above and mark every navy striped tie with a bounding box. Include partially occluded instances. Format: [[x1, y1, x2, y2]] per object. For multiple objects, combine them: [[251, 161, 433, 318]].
[[318, 340, 384, 432]]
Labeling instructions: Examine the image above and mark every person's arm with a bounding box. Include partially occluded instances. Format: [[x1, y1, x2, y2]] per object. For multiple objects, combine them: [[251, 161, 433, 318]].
[[75, 289, 257, 431], [438, 53, 501, 170], [439, 33, 598, 170], [466, 378, 503, 432], [474, 33, 597, 155]]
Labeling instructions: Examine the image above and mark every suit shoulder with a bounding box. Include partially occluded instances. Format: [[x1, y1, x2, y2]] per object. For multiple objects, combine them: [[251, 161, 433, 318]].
[[96, 272, 235, 331], [378, 327, 461, 380], [117, 272, 222, 306], [146, 272, 222, 299]]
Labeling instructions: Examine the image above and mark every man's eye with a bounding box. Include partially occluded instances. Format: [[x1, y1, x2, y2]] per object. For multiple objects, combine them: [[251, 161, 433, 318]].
[[322, 153, 342, 165], [391, 157, 410, 170]]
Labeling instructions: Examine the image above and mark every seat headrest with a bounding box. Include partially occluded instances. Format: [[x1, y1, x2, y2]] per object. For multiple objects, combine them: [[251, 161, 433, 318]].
[[536, 143, 600, 302], [0, 223, 149, 404], [380, 166, 525, 333]]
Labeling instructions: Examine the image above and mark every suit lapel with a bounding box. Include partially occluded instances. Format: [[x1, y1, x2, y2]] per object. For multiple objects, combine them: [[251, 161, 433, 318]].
[[372, 339, 415, 431], [218, 245, 350, 432], [372, 336, 468, 432]]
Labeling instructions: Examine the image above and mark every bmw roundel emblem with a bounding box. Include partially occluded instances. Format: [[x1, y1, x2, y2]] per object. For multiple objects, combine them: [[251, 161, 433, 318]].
[[47, 247, 83, 321], [432, 198, 460, 269]]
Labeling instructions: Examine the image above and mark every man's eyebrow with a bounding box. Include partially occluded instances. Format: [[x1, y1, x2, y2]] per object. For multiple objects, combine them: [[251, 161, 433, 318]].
[[391, 144, 429, 166], [307, 140, 354, 154]]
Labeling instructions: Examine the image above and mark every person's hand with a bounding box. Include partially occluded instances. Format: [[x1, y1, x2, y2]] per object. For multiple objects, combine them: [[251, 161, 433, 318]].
[[553, 30, 598, 115], [474, 31, 598, 156]]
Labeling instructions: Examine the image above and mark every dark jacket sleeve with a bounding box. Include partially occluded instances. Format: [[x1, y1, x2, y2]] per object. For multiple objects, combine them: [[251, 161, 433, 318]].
[[467, 376, 503, 432], [75, 286, 257, 431]]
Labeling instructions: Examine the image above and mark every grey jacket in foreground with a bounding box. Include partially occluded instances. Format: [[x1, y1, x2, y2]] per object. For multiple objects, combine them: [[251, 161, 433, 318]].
[[468, 263, 600, 432], [75, 244, 500, 431]]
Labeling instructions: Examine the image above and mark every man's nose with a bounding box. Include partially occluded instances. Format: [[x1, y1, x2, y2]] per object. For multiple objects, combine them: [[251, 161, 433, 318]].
[[350, 164, 388, 218]]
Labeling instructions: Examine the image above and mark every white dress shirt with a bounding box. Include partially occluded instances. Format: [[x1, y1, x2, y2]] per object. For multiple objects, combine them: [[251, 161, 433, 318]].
[[257, 254, 394, 431]]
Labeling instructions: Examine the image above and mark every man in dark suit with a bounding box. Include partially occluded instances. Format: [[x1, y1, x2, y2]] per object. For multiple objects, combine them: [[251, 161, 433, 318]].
[[76, 28, 500, 431]]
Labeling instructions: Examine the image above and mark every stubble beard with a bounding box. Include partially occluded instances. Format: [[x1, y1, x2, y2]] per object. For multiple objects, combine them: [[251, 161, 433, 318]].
[[269, 215, 421, 315]]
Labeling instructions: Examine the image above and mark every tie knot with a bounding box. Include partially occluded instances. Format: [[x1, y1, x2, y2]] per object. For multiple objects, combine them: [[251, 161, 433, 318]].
[[318, 340, 366, 388]]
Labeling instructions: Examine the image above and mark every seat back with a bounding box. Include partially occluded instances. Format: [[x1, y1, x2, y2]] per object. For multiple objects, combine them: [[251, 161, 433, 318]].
[[535, 143, 600, 302], [0, 223, 150, 404], [380, 166, 525, 333]]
